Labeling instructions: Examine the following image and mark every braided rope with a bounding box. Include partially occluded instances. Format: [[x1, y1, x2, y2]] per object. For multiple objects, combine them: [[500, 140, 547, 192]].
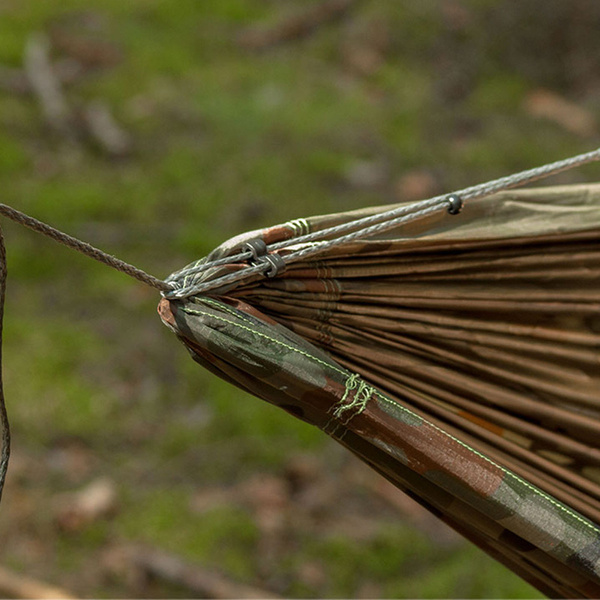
[[270, 146, 600, 252], [0, 205, 173, 501], [0, 146, 599, 499], [0, 205, 173, 292]]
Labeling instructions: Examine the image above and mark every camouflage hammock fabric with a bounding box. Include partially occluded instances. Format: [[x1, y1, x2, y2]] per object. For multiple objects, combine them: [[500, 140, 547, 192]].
[[159, 183, 600, 598]]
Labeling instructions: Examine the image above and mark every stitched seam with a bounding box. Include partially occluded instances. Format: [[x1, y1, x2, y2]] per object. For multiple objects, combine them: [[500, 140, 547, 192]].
[[199, 297, 256, 326], [180, 302, 600, 535], [181, 305, 348, 377], [372, 391, 598, 533]]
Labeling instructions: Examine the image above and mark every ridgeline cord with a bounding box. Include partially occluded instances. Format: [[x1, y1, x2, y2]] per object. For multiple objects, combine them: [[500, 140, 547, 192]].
[[165, 146, 600, 298]]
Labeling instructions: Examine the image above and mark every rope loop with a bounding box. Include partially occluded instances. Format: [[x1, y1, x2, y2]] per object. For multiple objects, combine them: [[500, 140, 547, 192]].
[[243, 239, 268, 261]]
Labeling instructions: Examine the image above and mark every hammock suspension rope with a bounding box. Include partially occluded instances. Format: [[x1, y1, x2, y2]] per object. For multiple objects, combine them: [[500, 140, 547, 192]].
[[0, 204, 172, 293], [0, 204, 171, 500]]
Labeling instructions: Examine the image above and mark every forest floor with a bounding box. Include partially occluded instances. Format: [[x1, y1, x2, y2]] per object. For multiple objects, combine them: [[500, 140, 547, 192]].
[[0, 1, 599, 597]]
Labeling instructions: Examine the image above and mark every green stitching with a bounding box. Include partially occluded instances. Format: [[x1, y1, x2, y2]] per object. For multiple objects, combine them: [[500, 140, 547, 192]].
[[300, 218, 310, 236], [372, 391, 599, 534], [180, 300, 600, 536], [197, 297, 256, 327], [336, 373, 358, 406], [180, 304, 349, 378], [332, 375, 374, 424]]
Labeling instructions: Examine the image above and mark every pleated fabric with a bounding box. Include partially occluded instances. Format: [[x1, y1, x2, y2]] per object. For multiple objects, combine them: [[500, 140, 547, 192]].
[[161, 184, 600, 598]]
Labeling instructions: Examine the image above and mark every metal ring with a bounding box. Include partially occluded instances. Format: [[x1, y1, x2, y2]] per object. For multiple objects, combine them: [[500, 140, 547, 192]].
[[446, 194, 463, 215], [243, 238, 267, 261], [260, 253, 286, 278]]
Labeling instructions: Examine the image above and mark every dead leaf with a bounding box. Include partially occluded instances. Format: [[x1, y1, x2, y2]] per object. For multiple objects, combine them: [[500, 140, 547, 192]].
[[54, 477, 118, 532], [394, 169, 440, 202], [523, 89, 597, 137], [238, 0, 357, 51]]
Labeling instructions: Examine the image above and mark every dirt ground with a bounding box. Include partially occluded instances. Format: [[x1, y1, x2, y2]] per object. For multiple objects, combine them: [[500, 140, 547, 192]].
[[1, 1, 599, 597]]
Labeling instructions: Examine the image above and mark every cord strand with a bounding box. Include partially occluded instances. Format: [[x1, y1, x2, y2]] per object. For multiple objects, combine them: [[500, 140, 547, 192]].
[[0, 204, 173, 293], [167, 146, 600, 298], [1, 146, 599, 497], [0, 205, 176, 500], [0, 224, 9, 503]]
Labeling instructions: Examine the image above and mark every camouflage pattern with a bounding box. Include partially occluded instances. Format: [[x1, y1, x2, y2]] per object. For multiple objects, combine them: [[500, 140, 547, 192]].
[[161, 184, 600, 598]]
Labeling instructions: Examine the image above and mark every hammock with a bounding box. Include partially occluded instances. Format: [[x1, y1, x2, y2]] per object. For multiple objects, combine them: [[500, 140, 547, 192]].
[[160, 179, 600, 597], [0, 150, 599, 598]]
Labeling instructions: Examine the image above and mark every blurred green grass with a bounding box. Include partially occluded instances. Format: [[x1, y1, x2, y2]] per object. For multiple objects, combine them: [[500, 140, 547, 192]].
[[1, 0, 599, 597]]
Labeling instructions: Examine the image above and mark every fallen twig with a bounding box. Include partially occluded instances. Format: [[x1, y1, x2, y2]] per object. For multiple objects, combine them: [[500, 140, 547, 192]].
[[24, 32, 75, 137], [523, 88, 598, 138], [120, 545, 281, 599], [83, 100, 133, 157], [0, 59, 87, 95], [0, 565, 77, 599], [239, 0, 357, 50], [20, 32, 132, 156]]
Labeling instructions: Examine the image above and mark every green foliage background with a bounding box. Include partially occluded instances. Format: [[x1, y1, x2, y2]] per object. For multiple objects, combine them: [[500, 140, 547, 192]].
[[1, 0, 599, 597]]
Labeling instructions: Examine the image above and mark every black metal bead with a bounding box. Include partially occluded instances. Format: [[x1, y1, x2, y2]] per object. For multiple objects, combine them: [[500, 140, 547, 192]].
[[446, 194, 463, 215]]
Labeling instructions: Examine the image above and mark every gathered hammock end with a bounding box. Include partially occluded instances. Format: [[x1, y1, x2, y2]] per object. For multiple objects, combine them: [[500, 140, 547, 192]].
[[159, 146, 600, 598], [1, 147, 600, 597]]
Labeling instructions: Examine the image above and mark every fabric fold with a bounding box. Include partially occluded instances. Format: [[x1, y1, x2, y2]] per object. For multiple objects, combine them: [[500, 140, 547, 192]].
[[161, 184, 600, 598]]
